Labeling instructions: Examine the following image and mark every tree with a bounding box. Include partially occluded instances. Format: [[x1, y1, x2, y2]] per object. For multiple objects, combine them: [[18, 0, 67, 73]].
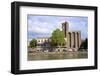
[[51, 29, 65, 46], [29, 39, 37, 48], [84, 38, 88, 49], [79, 38, 88, 49]]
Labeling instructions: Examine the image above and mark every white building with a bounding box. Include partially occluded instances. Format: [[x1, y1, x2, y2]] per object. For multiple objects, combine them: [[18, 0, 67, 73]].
[[36, 37, 51, 46]]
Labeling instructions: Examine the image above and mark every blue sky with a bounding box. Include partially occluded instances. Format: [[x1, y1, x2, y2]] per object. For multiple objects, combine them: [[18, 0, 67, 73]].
[[27, 15, 88, 41]]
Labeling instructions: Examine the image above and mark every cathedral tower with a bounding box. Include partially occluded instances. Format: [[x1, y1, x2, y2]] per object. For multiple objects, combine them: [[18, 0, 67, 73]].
[[62, 21, 69, 37]]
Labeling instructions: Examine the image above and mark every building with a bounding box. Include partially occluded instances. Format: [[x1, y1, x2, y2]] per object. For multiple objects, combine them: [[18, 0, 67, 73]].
[[36, 37, 51, 46], [36, 21, 81, 51], [62, 21, 81, 50]]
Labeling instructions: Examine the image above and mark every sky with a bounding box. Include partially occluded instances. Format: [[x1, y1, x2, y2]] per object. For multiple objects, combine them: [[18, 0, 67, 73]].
[[27, 15, 88, 41]]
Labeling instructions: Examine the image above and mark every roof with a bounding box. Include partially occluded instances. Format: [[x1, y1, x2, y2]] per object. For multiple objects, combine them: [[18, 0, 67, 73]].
[[37, 37, 51, 39]]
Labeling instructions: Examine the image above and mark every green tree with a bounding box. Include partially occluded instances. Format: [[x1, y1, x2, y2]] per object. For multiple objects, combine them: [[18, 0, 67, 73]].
[[79, 38, 88, 49], [51, 29, 65, 46], [29, 39, 37, 48], [84, 38, 88, 49]]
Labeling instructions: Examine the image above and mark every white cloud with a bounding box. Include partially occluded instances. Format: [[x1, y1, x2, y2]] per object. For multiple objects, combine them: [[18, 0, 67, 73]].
[[28, 20, 49, 33], [28, 19, 61, 34]]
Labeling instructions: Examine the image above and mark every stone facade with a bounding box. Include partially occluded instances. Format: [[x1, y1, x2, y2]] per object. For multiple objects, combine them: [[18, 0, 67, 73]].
[[62, 21, 81, 50], [66, 31, 81, 49]]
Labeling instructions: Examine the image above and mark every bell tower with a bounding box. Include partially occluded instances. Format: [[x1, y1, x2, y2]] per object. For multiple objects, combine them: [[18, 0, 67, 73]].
[[62, 21, 69, 37]]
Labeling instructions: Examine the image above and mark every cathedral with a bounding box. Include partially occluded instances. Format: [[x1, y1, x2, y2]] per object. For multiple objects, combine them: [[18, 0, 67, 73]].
[[62, 21, 81, 50]]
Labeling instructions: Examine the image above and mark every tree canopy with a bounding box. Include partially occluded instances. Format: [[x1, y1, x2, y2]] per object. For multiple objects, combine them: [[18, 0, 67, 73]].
[[29, 39, 37, 48], [51, 29, 65, 46]]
